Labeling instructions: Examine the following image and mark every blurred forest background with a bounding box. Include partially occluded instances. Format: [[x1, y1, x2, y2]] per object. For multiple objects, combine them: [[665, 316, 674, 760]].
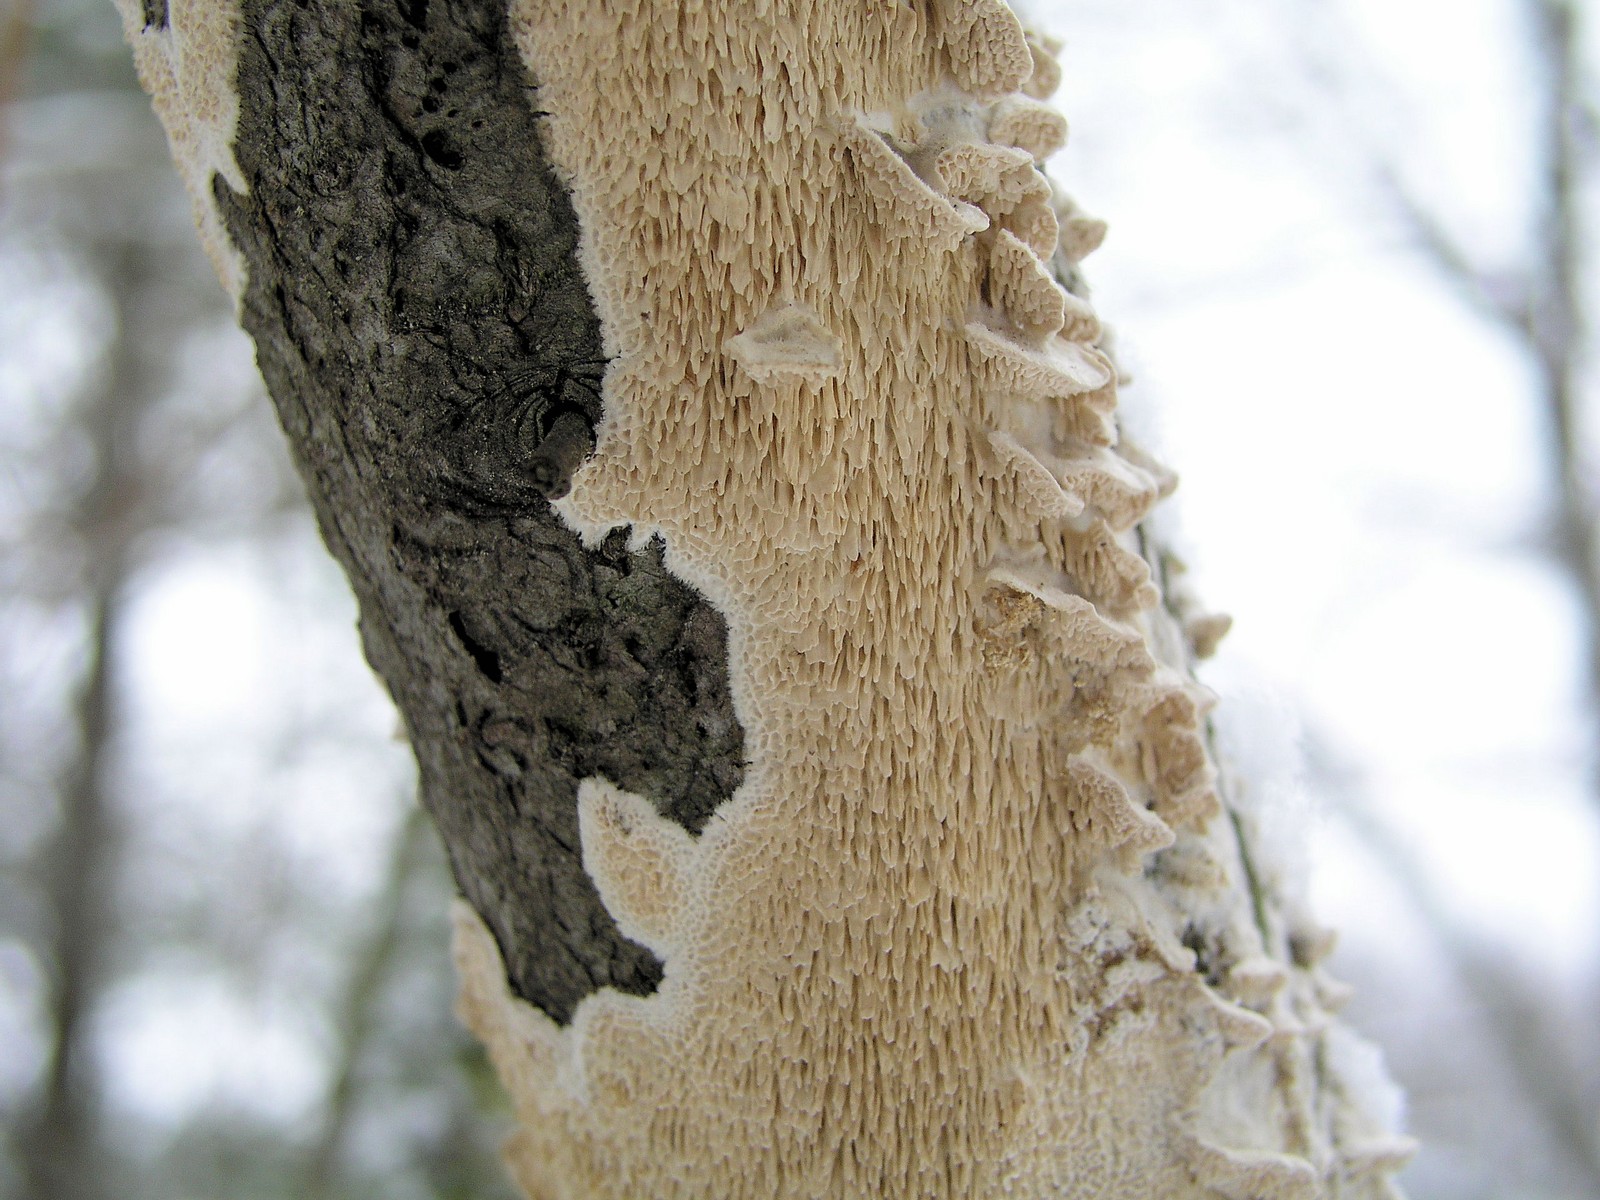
[[1, 1, 1596, 1198]]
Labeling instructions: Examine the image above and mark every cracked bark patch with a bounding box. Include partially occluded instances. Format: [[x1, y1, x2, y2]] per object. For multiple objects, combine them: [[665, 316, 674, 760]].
[[216, 0, 746, 1024]]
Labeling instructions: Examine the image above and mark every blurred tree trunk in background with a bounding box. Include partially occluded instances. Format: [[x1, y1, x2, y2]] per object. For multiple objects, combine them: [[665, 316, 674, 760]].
[[2, 5, 513, 1198], [1527, 0, 1599, 768], [14, 243, 156, 1200], [1311, 0, 1600, 1188], [1373, 0, 1599, 791]]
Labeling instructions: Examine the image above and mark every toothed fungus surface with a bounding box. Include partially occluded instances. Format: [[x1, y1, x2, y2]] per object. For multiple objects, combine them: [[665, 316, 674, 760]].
[[118, 0, 1412, 1196], [466, 2, 1410, 1195]]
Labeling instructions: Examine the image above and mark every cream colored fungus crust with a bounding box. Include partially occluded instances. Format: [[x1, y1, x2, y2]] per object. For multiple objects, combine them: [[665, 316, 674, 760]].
[[113, 0, 249, 302], [447, 2, 1413, 1198]]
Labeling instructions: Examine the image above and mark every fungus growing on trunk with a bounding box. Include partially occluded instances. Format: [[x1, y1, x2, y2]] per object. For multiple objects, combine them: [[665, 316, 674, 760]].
[[117, 0, 1412, 1196]]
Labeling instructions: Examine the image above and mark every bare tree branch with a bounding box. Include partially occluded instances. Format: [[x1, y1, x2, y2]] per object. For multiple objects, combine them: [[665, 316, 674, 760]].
[[1307, 734, 1600, 1191], [299, 802, 430, 1200], [0, 0, 32, 166], [1366, 159, 1533, 331], [1524, 0, 1600, 805]]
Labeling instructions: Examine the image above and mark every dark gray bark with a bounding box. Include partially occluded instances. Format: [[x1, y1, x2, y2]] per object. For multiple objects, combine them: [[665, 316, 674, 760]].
[[215, 0, 746, 1023]]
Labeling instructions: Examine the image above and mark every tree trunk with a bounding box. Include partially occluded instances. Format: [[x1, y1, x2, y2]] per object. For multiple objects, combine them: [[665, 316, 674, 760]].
[[116, 1, 1411, 1196], [18, 239, 163, 1200]]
